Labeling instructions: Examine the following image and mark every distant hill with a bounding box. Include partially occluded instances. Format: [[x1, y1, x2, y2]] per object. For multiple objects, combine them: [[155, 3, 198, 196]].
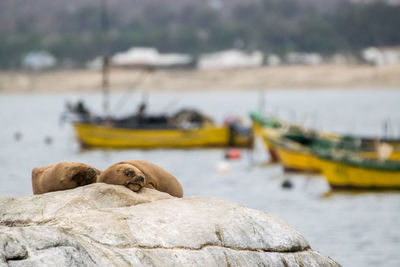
[[0, 0, 354, 34], [1, 0, 399, 69]]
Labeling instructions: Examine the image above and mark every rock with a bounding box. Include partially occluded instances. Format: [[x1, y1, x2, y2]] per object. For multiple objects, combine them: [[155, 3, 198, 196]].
[[0, 183, 339, 266]]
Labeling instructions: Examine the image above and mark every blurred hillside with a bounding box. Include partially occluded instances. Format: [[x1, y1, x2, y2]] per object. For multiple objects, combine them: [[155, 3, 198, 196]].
[[1, 0, 400, 69]]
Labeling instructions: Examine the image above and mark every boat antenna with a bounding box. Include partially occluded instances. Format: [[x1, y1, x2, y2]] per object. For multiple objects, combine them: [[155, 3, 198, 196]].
[[101, 0, 110, 117], [258, 89, 265, 116], [383, 118, 393, 138]]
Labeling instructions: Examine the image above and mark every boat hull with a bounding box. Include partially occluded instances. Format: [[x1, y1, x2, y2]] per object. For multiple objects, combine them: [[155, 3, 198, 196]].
[[274, 145, 321, 173], [318, 158, 400, 189], [73, 122, 251, 149], [252, 123, 280, 162]]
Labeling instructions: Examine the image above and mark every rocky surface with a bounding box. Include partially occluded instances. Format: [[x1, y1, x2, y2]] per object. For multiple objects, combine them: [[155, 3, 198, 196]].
[[0, 183, 340, 266]]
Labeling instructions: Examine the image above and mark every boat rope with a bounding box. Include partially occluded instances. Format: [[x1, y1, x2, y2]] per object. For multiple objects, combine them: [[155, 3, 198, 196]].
[[111, 70, 153, 114]]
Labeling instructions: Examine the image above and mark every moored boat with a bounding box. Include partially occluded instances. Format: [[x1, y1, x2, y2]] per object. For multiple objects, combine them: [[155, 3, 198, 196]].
[[73, 121, 251, 149], [267, 133, 323, 173], [250, 112, 287, 162], [317, 154, 400, 190], [67, 104, 252, 149], [264, 124, 400, 172]]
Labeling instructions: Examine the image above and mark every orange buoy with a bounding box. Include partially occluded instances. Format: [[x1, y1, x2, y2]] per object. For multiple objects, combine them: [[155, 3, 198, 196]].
[[225, 148, 242, 160]]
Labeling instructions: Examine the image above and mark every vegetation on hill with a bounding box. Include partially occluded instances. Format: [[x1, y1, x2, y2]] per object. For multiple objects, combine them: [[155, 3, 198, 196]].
[[1, 0, 399, 69]]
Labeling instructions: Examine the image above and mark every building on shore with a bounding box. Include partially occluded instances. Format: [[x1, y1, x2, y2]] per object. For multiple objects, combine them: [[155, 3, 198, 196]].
[[22, 51, 57, 70], [362, 46, 400, 65], [285, 52, 323, 65], [266, 54, 281, 67], [111, 47, 193, 70], [86, 47, 193, 70], [197, 50, 263, 70]]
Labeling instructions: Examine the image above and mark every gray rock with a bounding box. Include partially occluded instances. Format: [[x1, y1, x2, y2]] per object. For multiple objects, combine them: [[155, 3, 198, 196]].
[[0, 183, 340, 266]]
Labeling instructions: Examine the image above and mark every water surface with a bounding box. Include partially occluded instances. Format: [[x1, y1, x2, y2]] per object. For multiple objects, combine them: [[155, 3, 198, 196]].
[[1, 89, 400, 266]]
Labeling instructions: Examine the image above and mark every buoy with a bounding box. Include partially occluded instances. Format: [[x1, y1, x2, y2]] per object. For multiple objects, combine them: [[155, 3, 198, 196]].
[[225, 148, 242, 160], [281, 179, 293, 189], [14, 132, 22, 141], [44, 136, 53, 145], [217, 161, 231, 173]]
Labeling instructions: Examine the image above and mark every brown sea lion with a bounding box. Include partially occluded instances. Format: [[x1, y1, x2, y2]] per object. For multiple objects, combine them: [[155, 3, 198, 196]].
[[32, 162, 100, 195], [97, 160, 183, 198]]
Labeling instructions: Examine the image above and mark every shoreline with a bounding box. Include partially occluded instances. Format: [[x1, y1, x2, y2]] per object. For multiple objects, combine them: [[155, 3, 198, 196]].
[[0, 64, 399, 94]]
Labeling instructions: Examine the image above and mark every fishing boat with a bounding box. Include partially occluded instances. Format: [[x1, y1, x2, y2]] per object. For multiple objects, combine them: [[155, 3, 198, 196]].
[[73, 121, 251, 149], [269, 131, 400, 173], [267, 132, 325, 173], [250, 111, 336, 165], [250, 110, 336, 172], [250, 111, 286, 162], [253, 110, 400, 173], [67, 104, 252, 149], [317, 154, 400, 190]]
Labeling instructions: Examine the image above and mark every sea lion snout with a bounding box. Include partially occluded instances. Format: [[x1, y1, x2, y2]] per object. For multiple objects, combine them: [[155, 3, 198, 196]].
[[136, 176, 145, 183], [125, 175, 146, 192], [87, 168, 96, 178]]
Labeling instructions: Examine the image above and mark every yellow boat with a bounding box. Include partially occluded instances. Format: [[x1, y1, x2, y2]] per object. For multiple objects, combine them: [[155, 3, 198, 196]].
[[250, 112, 287, 162], [252, 123, 281, 162], [73, 122, 251, 149], [268, 136, 321, 173], [250, 111, 337, 165], [318, 155, 400, 190]]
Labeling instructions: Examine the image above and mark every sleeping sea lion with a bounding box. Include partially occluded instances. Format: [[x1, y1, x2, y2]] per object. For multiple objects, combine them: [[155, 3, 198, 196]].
[[32, 162, 100, 195], [97, 160, 183, 198]]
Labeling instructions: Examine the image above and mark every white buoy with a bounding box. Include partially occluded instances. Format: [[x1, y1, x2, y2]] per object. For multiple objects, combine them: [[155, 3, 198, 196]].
[[216, 161, 231, 173]]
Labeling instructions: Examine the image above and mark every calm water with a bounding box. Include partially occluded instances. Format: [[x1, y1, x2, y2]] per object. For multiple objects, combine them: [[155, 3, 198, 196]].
[[1, 89, 400, 266]]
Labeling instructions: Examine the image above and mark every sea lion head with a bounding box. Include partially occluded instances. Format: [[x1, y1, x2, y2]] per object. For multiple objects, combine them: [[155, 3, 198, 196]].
[[123, 167, 146, 192], [98, 163, 146, 192], [71, 166, 98, 186]]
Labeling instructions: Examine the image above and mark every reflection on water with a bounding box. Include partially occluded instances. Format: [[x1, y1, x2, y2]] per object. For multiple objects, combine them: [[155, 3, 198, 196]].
[[0, 89, 400, 267]]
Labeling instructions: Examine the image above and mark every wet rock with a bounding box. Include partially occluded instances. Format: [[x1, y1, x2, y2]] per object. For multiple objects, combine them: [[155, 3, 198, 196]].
[[0, 183, 340, 266]]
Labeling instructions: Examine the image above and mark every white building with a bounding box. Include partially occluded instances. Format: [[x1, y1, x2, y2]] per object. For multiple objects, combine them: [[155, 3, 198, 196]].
[[362, 46, 400, 65], [86, 57, 103, 70], [111, 47, 192, 69], [22, 51, 57, 70], [198, 50, 264, 70], [266, 54, 281, 67], [285, 52, 323, 65]]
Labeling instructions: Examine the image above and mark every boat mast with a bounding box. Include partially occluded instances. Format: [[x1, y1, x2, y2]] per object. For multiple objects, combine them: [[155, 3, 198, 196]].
[[258, 89, 265, 116], [101, 0, 110, 117]]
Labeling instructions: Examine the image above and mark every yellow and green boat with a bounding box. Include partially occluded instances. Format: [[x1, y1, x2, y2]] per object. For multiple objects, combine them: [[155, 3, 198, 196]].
[[267, 134, 323, 173], [318, 154, 400, 190], [250, 112, 287, 162]]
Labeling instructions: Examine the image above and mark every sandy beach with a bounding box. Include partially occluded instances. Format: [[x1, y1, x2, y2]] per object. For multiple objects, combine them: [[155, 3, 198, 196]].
[[0, 64, 399, 94]]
